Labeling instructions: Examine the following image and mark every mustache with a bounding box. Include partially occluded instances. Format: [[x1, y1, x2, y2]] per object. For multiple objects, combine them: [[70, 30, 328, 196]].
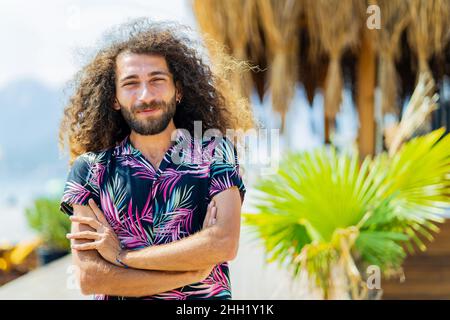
[[132, 101, 166, 112]]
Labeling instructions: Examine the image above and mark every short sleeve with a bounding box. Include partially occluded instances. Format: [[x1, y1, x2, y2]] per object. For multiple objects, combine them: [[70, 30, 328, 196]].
[[208, 137, 246, 203], [60, 153, 101, 216]]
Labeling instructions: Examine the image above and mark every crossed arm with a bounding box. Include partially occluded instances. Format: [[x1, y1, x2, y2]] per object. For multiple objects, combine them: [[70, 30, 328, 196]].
[[118, 188, 242, 271], [68, 187, 242, 296], [70, 204, 212, 297]]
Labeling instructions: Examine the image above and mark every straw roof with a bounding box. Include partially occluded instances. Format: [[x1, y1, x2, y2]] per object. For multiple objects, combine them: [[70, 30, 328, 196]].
[[192, 0, 450, 135]]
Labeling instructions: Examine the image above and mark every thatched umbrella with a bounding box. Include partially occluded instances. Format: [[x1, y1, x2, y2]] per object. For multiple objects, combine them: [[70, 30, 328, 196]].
[[305, 0, 364, 139], [305, 0, 363, 116], [193, 1, 244, 95], [372, 0, 411, 114], [400, 0, 450, 139], [407, 0, 450, 79], [256, 0, 303, 130], [191, 0, 450, 152], [193, 0, 303, 132]]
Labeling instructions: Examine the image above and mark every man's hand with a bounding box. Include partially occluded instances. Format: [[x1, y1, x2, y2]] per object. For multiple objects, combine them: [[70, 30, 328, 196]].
[[67, 198, 123, 267]]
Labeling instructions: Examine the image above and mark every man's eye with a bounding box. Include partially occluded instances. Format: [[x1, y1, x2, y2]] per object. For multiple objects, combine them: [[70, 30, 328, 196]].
[[123, 82, 138, 87], [152, 78, 165, 83]]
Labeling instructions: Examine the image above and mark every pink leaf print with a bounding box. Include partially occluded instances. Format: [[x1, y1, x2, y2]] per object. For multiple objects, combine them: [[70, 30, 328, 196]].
[[156, 168, 184, 201], [148, 290, 187, 300], [183, 265, 231, 298], [62, 181, 91, 205], [209, 173, 237, 197], [118, 156, 157, 180], [153, 208, 194, 244], [89, 162, 106, 187], [100, 190, 151, 249]]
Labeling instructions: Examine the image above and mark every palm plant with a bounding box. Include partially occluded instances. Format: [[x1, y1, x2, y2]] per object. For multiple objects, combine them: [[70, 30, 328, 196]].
[[25, 196, 71, 252], [244, 128, 450, 299]]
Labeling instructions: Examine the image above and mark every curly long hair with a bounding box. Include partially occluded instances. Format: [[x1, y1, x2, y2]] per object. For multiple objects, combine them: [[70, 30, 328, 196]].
[[60, 19, 254, 163]]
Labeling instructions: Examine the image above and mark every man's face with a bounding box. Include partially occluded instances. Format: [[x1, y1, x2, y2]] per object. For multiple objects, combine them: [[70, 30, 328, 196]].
[[114, 52, 181, 135]]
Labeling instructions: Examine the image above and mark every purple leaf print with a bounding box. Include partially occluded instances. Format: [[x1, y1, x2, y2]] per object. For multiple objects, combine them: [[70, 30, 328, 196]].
[[89, 162, 106, 187], [99, 188, 121, 223], [120, 198, 152, 249], [139, 189, 155, 224], [183, 265, 231, 298], [209, 173, 237, 198], [62, 181, 91, 205], [153, 207, 194, 244], [118, 155, 157, 180], [149, 290, 187, 300], [156, 167, 208, 201], [156, 168, 184, 201], [100, 190, 151, 249]]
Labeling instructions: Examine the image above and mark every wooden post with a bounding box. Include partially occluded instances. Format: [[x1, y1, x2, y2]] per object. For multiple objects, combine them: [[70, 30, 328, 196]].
[[324, 116, 334, 144], [357, 28, 376, 157]]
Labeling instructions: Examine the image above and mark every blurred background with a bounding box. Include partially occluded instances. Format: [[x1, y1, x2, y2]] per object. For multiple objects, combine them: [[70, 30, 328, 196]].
[[0, 0, 449, 300]]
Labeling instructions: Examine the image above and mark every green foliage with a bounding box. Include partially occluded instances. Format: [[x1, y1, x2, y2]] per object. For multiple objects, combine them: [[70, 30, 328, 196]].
[[244, 129, 450, 286], [25, 197, 71, 251]]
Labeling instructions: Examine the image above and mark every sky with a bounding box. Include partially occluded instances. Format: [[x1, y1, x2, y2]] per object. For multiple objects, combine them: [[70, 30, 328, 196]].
[[0, 0, 197, 88]]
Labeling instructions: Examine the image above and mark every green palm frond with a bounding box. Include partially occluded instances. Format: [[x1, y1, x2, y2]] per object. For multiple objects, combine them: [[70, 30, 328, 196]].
[[251, 148, 388, 243], [244, 212, 311, 275], [355, 230, 408, 269], [385, 128, 450, 219], [363, 128, 450, 254], [244, 129, 450, 294]]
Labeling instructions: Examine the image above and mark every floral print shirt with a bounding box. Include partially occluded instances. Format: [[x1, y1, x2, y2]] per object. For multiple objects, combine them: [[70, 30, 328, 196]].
[[60, 130, 246, 300]]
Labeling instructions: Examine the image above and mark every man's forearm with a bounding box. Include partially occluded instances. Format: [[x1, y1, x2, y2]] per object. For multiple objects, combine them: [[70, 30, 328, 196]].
[[71, 204, 202, 297], [121, 226, 235, 271], [78, 251, 200, 297]]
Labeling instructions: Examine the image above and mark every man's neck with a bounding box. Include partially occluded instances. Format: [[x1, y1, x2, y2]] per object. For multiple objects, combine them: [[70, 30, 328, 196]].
[[129, 120, 177, 164]]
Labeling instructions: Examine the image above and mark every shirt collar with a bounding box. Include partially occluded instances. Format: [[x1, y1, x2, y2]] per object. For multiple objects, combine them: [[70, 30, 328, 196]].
[[115, 129, 190, 157]]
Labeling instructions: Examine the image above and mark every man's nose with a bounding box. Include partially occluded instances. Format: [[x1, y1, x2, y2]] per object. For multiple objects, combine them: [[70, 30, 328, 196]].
[[137, 83, 155, 104]]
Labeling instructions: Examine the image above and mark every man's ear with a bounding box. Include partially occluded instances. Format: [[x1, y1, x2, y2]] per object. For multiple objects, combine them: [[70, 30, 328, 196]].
[[113, 98, 121, 111]]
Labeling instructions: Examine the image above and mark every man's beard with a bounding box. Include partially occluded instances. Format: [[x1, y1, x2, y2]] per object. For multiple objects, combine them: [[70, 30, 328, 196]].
[[120, 95, 177, 135]]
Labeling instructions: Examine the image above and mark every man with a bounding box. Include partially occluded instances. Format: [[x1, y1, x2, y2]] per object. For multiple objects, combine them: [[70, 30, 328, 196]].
[[59, 20, 253, 300]]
